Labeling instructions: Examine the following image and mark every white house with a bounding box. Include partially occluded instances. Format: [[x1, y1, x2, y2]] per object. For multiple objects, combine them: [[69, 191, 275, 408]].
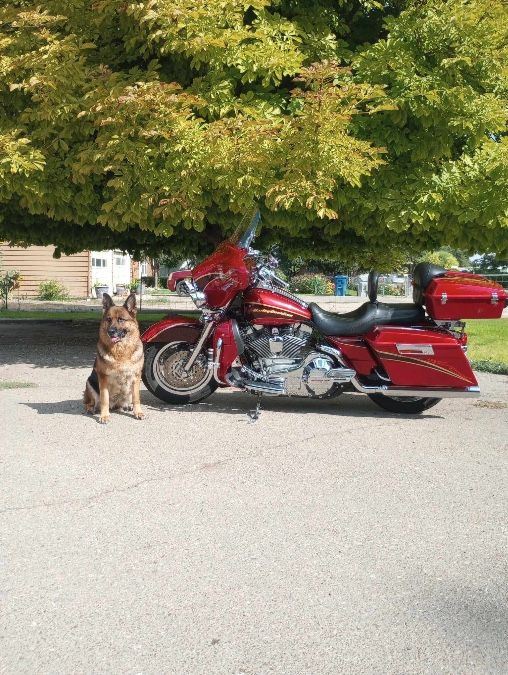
[[91, 250, 132, 293]]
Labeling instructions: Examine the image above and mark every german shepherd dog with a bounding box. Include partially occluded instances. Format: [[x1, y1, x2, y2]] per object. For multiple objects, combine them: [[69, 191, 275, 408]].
[[84, 293, 145, 423]]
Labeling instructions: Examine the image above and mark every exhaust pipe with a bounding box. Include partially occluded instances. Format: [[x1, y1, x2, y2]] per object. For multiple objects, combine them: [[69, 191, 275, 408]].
[[351, 378, 480, 398]]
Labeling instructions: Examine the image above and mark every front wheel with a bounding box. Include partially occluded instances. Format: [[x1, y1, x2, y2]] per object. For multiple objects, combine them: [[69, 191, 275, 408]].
[[143, 342, 217, 405], [368, 394, 441, 415]]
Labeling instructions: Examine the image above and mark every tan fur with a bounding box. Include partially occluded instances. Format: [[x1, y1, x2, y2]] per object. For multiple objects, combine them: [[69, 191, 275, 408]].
[[83, 293, 145, 423]]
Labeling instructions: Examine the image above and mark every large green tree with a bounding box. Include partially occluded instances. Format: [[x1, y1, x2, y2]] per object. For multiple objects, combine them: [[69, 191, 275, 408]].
[[0, 0, 507, 259]]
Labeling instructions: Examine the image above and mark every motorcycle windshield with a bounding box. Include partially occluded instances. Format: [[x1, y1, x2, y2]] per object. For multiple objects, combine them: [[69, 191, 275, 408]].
[[229, 210, 260, 249]]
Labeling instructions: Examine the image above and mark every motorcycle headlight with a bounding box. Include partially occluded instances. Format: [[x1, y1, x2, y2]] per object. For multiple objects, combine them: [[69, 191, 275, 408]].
[[183, 279, 207, 308]]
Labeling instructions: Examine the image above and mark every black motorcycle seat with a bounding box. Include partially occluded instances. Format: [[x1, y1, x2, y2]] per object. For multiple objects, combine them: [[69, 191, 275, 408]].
[[412, 262, 446, 305], [309, 301, 425, 337]]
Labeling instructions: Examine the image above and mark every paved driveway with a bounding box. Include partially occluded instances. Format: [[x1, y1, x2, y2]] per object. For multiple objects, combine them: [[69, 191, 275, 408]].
[[1, 322, 507, 674]]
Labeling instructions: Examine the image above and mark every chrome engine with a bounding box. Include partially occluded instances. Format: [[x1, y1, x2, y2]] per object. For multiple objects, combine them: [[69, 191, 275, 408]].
[[232, 325, 356, 398], [241, 325, 313, 372]]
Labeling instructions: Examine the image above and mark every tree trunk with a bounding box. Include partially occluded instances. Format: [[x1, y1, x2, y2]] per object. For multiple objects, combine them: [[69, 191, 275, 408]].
[[151, 258, 160, 288]]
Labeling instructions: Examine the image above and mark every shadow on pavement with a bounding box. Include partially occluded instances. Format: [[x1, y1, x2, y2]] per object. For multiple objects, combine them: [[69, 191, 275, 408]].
[[141, 390, 444, 420], [21, 391, 443, 421], [1, 348, 96, 369], [22, 400, 144, 423], [415, 582, 508, 669], [0, 321, 153, 369], [22, 399, 85, 417]]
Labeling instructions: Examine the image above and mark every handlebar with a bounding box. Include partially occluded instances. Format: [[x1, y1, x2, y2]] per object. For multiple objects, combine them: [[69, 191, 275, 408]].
[[256, 263, 289, 289], [246, 249, 289, 289]]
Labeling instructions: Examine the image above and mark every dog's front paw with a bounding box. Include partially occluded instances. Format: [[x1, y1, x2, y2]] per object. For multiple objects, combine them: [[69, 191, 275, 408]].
[[133, 409, 145, 420], [99, 414, 110, 424]]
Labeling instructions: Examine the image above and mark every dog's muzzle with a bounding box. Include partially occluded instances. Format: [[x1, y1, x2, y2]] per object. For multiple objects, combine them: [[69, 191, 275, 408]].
[[108, 328, 127, 343]]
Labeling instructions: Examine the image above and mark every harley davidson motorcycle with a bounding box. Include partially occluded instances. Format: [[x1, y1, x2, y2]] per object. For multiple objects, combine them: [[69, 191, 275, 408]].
[[142, 212, 507, 414]]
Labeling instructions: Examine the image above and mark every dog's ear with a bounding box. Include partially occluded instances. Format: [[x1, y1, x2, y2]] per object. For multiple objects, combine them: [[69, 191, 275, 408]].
[[124, 292, 137, 315], [102, 293, 114, 313]]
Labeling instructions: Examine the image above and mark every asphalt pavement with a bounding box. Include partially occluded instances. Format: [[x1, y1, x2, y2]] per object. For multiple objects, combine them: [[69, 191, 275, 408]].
[[1, 322, 507, 674]]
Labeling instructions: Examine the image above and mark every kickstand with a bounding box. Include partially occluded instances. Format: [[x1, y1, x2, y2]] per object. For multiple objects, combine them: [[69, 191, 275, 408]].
[[247, 398, 262, 423]]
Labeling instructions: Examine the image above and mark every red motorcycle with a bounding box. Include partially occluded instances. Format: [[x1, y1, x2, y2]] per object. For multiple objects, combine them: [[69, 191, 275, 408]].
[[142, 212, 507, 414]]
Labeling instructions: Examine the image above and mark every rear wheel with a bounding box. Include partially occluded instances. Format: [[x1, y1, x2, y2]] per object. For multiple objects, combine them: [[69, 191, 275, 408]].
[[143, 342, 217, 404], [368, 394, 441, 415]]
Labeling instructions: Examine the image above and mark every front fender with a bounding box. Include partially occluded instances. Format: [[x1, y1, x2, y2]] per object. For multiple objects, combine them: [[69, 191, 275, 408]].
[[141, 315, 202, 344]]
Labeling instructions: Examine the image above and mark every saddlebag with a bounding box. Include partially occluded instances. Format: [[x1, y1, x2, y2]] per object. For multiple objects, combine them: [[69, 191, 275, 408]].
[[366, 326, 477, 388], [423, 271, 506, 320]]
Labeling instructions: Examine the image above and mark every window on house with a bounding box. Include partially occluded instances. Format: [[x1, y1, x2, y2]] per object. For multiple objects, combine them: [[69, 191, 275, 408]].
[[92, 258, 107, 267], [114, 252, 127, 266]]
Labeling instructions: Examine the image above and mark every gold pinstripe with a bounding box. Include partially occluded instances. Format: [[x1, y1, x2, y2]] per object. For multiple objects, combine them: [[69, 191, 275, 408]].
[[375, 349, 475, 384]]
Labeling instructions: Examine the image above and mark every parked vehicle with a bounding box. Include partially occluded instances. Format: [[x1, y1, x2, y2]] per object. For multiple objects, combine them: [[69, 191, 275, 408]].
[[167, 270, 192, 296], [142, 212, 507, 414]]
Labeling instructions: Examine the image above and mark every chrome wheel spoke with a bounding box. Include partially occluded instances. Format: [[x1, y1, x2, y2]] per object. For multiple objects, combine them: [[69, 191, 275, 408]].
[[153, 343, 211, 394]]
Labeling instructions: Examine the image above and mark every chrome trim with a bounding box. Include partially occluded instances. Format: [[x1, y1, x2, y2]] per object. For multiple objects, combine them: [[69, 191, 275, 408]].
[[183, 321, 214, 372], [244, 380, 286, 396], [212, 338, 223, 382], [269, 335, 284, 354], [441, 292, 448, 305], [317, 343, 348, 366], [256, 284, 309, 309], [351, 377, 480, 398], [396, 343, 434, 356], [492, 292, 499, 305], [225, 369, 285, 396], [374, 367, 391, 382], [183, 278, 207, 308], [325, 368, 357, 382], [152, 341, 213, 394]]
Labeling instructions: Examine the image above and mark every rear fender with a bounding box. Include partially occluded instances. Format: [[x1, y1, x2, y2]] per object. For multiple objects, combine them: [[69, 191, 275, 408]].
[[141, 316, 202, 345]]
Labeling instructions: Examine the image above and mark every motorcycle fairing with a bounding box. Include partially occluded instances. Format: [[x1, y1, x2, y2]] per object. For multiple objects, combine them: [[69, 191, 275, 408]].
[[141, 316, 202, 344], [365, 326, 478, 388], [192, 242, 251, 309]]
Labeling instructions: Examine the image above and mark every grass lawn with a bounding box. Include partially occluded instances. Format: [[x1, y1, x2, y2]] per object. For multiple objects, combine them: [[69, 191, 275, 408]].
[[465, 318, 508, 373], [0, 380, 37, 390]]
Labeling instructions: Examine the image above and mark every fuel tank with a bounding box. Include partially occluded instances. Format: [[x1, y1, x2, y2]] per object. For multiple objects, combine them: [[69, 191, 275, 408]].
[[243, 287, 312, 326]]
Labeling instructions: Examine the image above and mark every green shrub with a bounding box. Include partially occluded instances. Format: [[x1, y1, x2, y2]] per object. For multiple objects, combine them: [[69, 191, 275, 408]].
[[1, 270, 21, 309], [38, 280, 70, 301], [379, 282, 405, 297], [290, 273, 334, 295]]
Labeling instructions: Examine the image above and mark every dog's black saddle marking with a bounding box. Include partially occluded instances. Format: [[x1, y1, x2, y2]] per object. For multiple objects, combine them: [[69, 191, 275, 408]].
[[87, 366, 100, 395]]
